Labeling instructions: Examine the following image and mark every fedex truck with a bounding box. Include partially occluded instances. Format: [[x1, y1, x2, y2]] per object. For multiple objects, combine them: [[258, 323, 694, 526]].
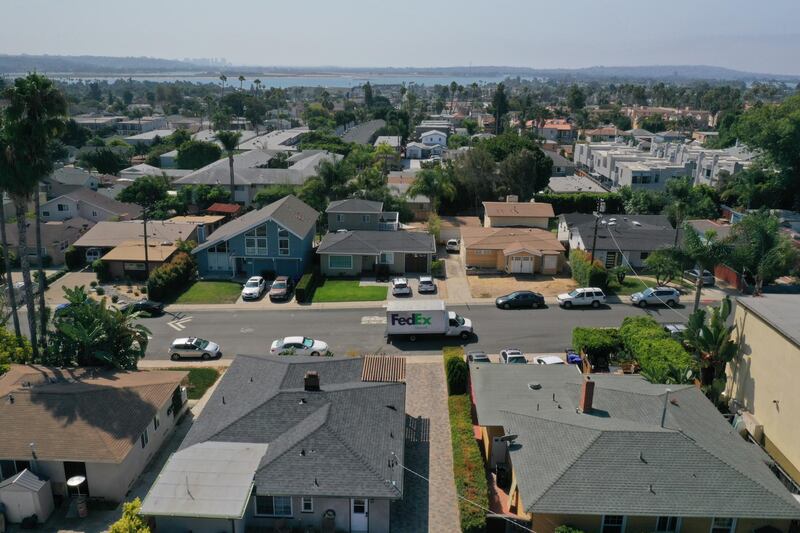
[[386, 300, 473, 341]]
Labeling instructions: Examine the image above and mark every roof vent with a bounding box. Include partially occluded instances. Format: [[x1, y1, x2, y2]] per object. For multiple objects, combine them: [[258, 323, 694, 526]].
[[528, 383, 542, 390], [304, 371, 320, 392]]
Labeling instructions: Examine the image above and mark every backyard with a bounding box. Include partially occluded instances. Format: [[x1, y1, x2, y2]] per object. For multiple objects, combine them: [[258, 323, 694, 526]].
[[312, 279, 388, 303], [172, 280, 242, 304]]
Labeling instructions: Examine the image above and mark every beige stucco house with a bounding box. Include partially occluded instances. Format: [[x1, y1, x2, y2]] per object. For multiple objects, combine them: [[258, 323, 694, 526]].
[[726, 295, 800, 487], [461, 226, 565, 274]]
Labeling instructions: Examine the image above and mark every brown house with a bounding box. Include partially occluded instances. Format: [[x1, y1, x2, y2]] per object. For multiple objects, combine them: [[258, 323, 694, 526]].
[[483, 201, 555, 229], [461, 227, 565, 274]]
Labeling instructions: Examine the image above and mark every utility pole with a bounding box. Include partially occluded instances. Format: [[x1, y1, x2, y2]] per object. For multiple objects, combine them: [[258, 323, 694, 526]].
[[589, 199, 606, 263], [142, 208, 150, 279]]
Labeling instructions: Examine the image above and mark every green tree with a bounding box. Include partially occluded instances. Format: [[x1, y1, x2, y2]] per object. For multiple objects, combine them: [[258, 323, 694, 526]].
[[644, 248, 682, 285], [491, 83, 509, 134], [498, 148, 553, 201], [176, 140, 222, 170], [254, 184, 297, 208], [567, 84, 586, 112], [61, 119, 92, 148], [407, 167, 456, 213], [79, 147, 129, 175], [728, 210, 798, 294], [639, 115, 666, 132], [117, 175, 170, 207], [109, 498, 150, 533], [214, 130, 242, 201], [0, 326, 34, 372], [682, 224, 731, 311], [1, 73, 67, 354], [176, 184, 231, 210], [47, 286, 150, 369], [0, 119, 23, 340], [683, 297, 737, 397]]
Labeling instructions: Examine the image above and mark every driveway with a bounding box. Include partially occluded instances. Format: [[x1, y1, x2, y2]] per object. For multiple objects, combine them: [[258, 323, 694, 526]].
[[441, 249, 472, 304], [384, 275, 448, 301], [468, 272, 577, 299], [390, 362, 460, 533], [44, 271, 98, 305]]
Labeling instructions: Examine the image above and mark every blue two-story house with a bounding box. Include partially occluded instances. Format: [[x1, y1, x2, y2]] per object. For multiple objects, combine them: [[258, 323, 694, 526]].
[[193, 195, 319, 279]]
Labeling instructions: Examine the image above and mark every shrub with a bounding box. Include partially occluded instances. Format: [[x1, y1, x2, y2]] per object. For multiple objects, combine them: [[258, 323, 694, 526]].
[[569, 249, 608, 288], [619, 316, 696, 383], [146, 252, 197, 301], [443, 347, 467, 395], [95, 287, 105, 295], [555, 527, 586, 533], [92, 259, 111, 283], [431, 259, 445, 277], [64, 246, 83, 270], [448, 394, 488, 533], [295, 272, 317, 302], [111, 295, 119, 303], [572, 327, 620, 361], [90, 280, 98, 287]]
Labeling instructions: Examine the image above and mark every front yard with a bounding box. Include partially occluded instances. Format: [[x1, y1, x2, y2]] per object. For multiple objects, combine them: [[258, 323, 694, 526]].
[[172, 280, 242, 304], [467, 273, 577, 298], [312, 279, 388, 302]]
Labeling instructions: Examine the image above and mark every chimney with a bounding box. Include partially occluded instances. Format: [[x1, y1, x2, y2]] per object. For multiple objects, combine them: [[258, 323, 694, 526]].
[[304, 371, 320, 392], [506, 194, 519, 203], [579, 376, 595, 413]]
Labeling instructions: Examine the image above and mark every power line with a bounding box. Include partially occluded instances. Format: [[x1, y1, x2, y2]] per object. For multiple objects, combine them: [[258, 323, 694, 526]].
[[390, 452, 535, 533]]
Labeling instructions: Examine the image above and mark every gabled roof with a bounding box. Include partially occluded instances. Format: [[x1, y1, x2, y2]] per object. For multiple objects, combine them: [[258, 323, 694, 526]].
[[736, 295, 800, 348], [0, 365, 186, 464], [51, 166, 96, 186], [559, 213, 677, 251], [483, 201, 555, 219], [420, 129, 447, 138], [178, 355, 405, 500], [326, 198, 384, 214], [73, 220, 198, 249], [461, 227, 564, 253], [193, 195, 318, 253], [317, 230, 435, 255], [44, 188, 142, 219], [0, 469, 48, 492], [471, 364, 800, 519]]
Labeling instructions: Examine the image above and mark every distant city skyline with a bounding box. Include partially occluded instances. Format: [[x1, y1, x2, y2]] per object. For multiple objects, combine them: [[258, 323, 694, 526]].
[[3, 0, 800, 75]]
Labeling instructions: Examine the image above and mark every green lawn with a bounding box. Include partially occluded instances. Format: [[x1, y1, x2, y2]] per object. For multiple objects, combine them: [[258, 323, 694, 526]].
[[173, 281, 242, 304], [312, 280, 388, 302], [606, 275, 693, 296], [172, 367, 221, 399]]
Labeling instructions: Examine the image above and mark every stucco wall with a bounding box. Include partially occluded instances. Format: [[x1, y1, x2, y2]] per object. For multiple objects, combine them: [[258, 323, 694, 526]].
[[484, 215, 549, 229]]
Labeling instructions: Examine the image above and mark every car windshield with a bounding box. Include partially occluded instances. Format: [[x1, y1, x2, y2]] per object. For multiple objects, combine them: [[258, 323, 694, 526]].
[[245, 280, 260, 287], [192, 338, 209, 349], [272, 282, 286, 289], [509, 356, 526, 363], [395, 282, 407, 288], [642, 288, 654, 296], [568, 290, 580, 297], [302, 338, 314, 348]]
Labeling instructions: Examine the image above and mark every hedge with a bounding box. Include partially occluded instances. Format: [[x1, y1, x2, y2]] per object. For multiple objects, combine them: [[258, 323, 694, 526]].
[[448, 394, 488, 533], [569, 249, 608, 288], [92, 259, 111, 283], [572, 327, 620, 361], [295, 271, 318, 303], [619, 316, 696, 383], [533, 192, 624, 215], [443, 347, 468, 395], [64, 246, 84, 270], [146, 252, 197, 301]]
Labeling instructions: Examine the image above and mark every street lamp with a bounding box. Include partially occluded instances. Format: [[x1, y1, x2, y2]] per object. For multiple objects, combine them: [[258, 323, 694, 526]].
[[589, 199, 606, 263]]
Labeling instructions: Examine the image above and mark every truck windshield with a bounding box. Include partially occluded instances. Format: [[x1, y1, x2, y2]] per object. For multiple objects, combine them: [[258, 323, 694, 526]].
[[453, 314, 465, 326]]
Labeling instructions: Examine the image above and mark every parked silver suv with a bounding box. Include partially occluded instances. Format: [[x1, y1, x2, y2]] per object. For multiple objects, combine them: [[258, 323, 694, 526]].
[[630, 286, 680, 307]]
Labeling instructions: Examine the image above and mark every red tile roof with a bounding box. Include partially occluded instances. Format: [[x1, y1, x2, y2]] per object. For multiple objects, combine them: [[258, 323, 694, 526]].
[[206, 203, 242, 215]]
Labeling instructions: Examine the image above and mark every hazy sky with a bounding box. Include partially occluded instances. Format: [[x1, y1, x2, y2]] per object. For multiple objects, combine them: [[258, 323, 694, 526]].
[[3, 0, 800, 74]]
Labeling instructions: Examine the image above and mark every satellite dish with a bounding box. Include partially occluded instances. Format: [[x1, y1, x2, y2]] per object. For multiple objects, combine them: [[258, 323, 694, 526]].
[[499, 434, 518, 442], [67, 476, 86, 487]]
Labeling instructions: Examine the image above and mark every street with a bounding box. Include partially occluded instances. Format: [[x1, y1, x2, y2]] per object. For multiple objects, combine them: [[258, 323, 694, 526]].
[[140, 302, 690, 360]]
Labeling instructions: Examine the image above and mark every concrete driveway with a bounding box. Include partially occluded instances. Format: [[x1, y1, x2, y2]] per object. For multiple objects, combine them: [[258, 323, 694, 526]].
[[385, 275, 447, 301], [44, 271, 98, 305]]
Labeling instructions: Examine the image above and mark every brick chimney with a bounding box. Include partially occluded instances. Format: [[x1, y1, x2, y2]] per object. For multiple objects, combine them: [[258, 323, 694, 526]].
[[579, 376, 595, 413], [304, 371, 320, 392]]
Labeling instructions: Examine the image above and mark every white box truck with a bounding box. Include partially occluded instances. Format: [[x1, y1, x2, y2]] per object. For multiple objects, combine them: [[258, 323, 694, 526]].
[[386, 300, 473, 341]]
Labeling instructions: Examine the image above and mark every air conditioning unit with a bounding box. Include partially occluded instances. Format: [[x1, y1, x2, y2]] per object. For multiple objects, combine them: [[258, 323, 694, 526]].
[[741, 411, 764, 443]]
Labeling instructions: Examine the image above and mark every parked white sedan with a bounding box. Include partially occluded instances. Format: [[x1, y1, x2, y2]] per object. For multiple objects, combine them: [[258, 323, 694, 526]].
[[270, 336, 329, 356], [241, 276, 267, 300]]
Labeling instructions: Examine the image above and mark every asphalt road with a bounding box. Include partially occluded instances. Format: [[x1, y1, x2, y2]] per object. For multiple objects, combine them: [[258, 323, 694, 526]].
[[141, 302, 690, 360]]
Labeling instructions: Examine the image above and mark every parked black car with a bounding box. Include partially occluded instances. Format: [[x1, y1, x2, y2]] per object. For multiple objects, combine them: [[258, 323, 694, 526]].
[[119, 299, 165, 315], [495, 290, 545, 309]]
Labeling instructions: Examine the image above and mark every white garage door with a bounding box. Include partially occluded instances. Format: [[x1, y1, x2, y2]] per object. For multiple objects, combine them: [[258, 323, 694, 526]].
[[543, 255, 558, 272], [509, 256, 534, 274]]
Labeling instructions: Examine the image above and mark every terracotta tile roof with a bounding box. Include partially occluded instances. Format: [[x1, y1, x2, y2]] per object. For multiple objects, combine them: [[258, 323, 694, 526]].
[[0, 365, 187, 463], [461, 227, 564, 253], [206, 203, 241, 215], [361, 356, 406, 383], [483, 202, 555, 219], [542, 119, 574, 131]]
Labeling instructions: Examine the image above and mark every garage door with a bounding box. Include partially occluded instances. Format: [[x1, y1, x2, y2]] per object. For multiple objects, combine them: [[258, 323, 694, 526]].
[[543, 255, 558, 272], [405, 253, 429, 273], [509, 256, 533, 274]]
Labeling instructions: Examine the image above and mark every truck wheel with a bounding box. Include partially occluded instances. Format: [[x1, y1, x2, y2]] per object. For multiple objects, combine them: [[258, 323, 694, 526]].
[[408, 335, 417, 342], [592, 300, 601, 308], [460, 331, 470, 340], [563, 301, 572, 309], [170, 353, 180, 361]]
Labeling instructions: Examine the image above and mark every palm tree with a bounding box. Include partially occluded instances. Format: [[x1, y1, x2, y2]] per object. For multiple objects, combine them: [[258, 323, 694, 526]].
[[2, 74, 67, 355], [214, 130, 242, 201], [0, 126, 22, 340], [684, 297, 738, 394], [682, 224, 731, 312], [253, 79, 262, 96], [238, 75, 246, 91], [406, 167, 456, 213], [219, 74, 227, 98], [449, 81, 458, 113]]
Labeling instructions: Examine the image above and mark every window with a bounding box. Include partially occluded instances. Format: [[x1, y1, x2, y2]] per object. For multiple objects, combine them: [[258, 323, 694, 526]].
[[0, 460, 29, 481], [42, 211, 50, 217], [640, 252, 650, 261], [336, 214, 344, 222], [209, 241, 228, 253], [278, 227, 290, 256], [710, 518, 736, 533], [361, 215, 371, 224], [57, 203, 68, 211], [656, 517, 680, 532], [473, 249, 492, 255], [602, 515, 625, 533], [140, 429, 149, 448], [153, 414, 160, 431], [328, 255, 352, 270], [301, 497, 313, 513], [255, 495, 292, 517], [379, 252, 394, 264], [245, 224, 268, 256]]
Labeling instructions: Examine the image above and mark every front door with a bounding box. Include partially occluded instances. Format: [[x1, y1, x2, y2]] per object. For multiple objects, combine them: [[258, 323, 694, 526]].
[[351, 498, 368, 531]]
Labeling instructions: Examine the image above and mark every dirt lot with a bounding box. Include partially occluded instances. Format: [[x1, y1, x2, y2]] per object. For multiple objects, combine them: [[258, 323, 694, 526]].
[[467, 273, 577, 298]]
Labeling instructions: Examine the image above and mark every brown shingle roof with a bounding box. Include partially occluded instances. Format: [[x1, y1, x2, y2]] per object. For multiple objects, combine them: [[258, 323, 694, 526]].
[[461, 227, 565, 253], [0, 365, 187, 463], [482, 202, 555, 219]]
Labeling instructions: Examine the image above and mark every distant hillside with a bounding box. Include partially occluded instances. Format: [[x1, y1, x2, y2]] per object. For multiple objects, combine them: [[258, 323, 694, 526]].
[[0, 54, 797, 82]]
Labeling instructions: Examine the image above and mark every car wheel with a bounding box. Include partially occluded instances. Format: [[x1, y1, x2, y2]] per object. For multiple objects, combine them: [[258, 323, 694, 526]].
[[563, 301, 572, 309], [666, 299, 676, 307], [460, 331, 471, 340], [408, 334, 417, 342], [170, 353, 180, 361], [311, 351, 320, 357], [202, 353, 211, 360], [531, 302, 539, 309], [503, 303, 511, 310], [639, 300, 648, 308], [592, 300, 601, 308]]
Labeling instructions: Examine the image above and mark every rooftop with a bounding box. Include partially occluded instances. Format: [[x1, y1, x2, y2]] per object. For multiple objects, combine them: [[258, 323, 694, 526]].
[[736, 294, 800, 347], [101, 240, 179, 262], [326, 198, 384, 214], [317, 230, 436, 255], [483, 201, 555, 219], [73, 220, 198, 248], [547, 175, 608, 193]]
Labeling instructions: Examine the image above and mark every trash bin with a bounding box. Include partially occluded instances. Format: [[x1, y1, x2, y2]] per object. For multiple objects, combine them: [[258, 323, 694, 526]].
[[76, 496, 88, 518], [321, 509, 336, 533]]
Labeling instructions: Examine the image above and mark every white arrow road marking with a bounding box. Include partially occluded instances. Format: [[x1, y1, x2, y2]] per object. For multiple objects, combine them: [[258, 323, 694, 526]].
[[240, 327, 254, 334], [361, 316, 387, 325], [167, 316, 193, 331]]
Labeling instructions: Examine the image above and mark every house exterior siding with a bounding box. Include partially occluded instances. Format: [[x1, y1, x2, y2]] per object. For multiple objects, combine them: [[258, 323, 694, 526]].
[[321, 253, 411, 276], [484, 215, 550, 229], [328, 212, 381, 232], [40, 196, 118, 223]]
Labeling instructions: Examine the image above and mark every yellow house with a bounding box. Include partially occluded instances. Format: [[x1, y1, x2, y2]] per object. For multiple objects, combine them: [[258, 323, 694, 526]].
[[726, 295, 800, 487], [469, 363, 800, 533]]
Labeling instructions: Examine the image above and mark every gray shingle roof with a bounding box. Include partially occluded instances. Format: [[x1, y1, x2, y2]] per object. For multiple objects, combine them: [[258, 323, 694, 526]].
[[326, 198, 384, 214], [559, 213, 678, 252], [180, 355, 405, 500], [193, 195, 318, 253], [317, 230, 436, 255], [471, 364, 800, 519], [46, 188, 142, 219]]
